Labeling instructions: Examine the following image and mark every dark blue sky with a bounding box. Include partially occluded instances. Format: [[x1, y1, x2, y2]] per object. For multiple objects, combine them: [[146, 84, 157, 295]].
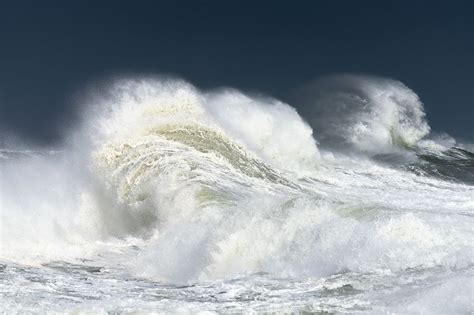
[[0, 0, 473, 143]]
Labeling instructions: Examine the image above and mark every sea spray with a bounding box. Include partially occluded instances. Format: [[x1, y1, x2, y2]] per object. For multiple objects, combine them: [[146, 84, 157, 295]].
[[293, 74, 431, 155]]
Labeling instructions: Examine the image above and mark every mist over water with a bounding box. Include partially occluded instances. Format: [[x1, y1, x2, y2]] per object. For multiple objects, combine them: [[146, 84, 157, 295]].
[[1, 75, 473, 313]]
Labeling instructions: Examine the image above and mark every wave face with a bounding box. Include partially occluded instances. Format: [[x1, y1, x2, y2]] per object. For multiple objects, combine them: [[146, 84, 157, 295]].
[[1, 77, 473, 313]]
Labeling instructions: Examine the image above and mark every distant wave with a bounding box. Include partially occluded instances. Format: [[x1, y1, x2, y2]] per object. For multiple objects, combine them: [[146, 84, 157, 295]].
[[293, 74, 431, 155]]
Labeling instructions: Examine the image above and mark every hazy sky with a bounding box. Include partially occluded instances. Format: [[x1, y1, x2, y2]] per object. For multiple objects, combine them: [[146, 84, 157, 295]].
[[1, 0, 473, 143]]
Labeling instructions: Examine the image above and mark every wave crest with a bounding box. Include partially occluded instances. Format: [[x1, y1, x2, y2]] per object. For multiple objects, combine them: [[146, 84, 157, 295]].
[[90, 78, 320, 175]]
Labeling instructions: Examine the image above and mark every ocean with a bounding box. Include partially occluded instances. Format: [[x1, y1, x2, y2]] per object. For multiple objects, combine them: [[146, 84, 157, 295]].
[[1, 76, 473, 313]]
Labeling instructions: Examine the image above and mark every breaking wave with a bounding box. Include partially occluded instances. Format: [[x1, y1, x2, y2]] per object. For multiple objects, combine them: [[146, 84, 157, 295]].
[[294, 74, 431, 154], [0, 75, 473, 312]]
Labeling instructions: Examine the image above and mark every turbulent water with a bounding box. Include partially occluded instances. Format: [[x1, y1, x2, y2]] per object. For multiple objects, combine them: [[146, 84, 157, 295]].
[[1, 76, 473, 313]]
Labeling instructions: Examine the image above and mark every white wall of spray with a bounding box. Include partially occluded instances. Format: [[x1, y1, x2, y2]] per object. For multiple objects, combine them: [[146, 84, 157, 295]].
[[1, 75, 472, 295]]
